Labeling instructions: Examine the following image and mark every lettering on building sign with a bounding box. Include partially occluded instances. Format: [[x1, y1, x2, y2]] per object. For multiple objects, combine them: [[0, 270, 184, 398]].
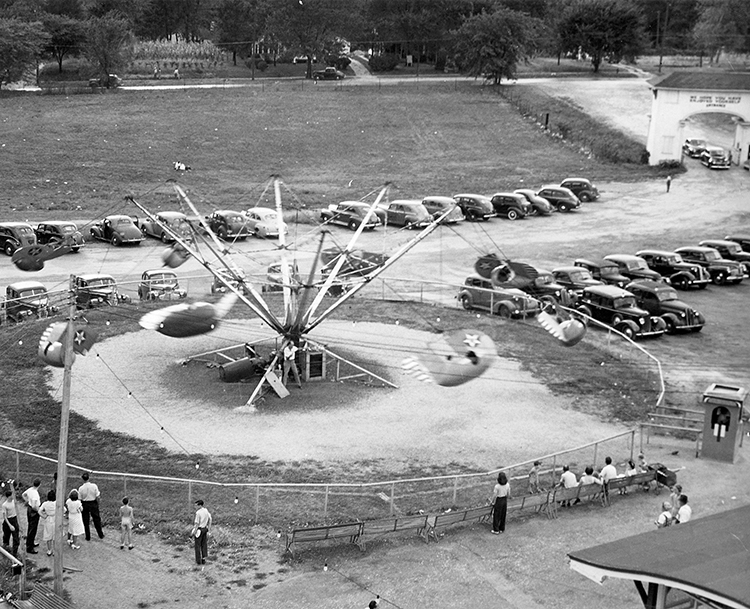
[[689, 94, 742, 108]]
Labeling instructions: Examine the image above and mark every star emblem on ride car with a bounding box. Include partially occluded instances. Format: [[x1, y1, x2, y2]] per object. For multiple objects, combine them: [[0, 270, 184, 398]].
[[463, 333, 481, 348]]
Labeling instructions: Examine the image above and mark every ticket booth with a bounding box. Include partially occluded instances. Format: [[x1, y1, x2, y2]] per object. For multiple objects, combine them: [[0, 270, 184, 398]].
[[701, 383, 747, 463]]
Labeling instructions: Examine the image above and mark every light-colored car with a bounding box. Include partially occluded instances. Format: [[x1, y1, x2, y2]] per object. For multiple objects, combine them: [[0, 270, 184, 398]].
[[0, 222, 36, 256], [420, 196, 464, 223], [458, 276, 541, 318], [137, 211, 191, 243], [243, 207, 288, 239]]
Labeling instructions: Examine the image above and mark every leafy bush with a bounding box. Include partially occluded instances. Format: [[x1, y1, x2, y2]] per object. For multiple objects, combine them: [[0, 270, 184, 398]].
[[369, 53, 399, 72], [658, 159, 683, 170]]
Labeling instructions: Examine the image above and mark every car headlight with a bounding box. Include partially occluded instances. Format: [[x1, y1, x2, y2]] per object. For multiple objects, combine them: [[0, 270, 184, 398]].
[[639, 318, 645, 325]]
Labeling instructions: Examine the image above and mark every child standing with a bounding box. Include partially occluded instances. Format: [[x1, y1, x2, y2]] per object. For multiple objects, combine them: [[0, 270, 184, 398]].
[[120, 497, 134, 550]]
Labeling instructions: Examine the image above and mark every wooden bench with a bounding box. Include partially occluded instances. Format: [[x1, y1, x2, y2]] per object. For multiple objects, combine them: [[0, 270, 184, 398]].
[[356, 514, 431, 550], [11, 583, 75, 609], [424, 504, 493, 543], [507, 489, 554, 519], [549, 482, 606, 518], [284, 521, 364, 558]]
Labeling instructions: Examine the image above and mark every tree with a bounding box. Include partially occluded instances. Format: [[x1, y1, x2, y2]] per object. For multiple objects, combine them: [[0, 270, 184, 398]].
[[557, 0, 646, 72], [452, 8, 542, 84], [0, 17, 49, 88], [692, 0, 750, 62], [43, 13, 85, 72], [43, 0, 84, 18], [82, 12, 132, 82], [214, 0, 264, 66]]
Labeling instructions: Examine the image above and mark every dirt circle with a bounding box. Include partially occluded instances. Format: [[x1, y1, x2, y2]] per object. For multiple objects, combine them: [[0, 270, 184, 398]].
[[51, 320, 623, 468]]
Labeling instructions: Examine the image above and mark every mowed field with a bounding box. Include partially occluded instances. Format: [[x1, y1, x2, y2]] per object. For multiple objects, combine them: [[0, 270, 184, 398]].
[[0, 83, 647, 219]]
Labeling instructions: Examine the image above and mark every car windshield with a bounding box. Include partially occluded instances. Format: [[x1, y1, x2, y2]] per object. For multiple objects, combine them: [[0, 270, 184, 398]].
[[657, 289, 678, 301], [60, 224, 76, 233], [723, 243, 741, 254], [87, 278, 115, 287], [709, 150, 725, 158], [19, 288, 47, 298], [600, 265, 620, 277], [704, 250, 721, 261], [147, 273, 177, 284], [226, 214, 245, 223], [569, 270, 592, 282], [667, 254, 683, 264], [261, 212, 278, 222], [626, 260, 648, 271], [614, 296, 637, 308]]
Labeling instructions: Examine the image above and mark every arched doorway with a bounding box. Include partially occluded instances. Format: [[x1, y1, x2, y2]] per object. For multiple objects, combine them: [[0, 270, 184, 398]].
[[646, 72, 750, 166]]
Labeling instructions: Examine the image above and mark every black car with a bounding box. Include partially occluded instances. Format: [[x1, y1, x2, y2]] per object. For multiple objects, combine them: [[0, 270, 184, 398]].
[[514, 189, 553, 216], [682, 138, 707, 158], [700, 146, 731, 169], [552, 266, 603, 295], [575, 285, 667, 340], [522, 269, 571, 307], [573, 258, 629, 288], [452, 194, 495, 221], [635, 249, 711, 290], [699, 239, 750, 275], [489, 192, 531, 220], [0, 222, 37, 256], [312, 66, 345, 80], [35, 221, 85, 253], [204, 210, 252, 241], [320, 201, 381, 230], [725, 234, 750, 252], [559, 178, 599, 202], [603, 254, 663, 283], [535, 186, 581, 213], [674, 246, 745, 285], [625, 280, 705, 334]]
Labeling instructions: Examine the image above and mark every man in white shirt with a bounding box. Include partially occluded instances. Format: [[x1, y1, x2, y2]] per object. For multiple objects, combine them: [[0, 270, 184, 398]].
[[676, 494, 692, 524], [600, 456, 618, 502], [191, 499, 212, 565], [282, 341, 302, 388], [21, 479, 41, 553], [78, 472, 104, 540], [559, 465, 577, 488]]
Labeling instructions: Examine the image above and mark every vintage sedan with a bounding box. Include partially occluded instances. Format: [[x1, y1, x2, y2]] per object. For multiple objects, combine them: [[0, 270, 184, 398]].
[[205, 210, 252, 241], [674, 246, 745, 284], [535, 186, 581, 212], [522, 269, 571, 307], [89, 215, 144, 246], [625, 280, 705, 334], [725, 234, 750, 252], [35, 221, 85, 252], [551, 266, 603, 295], [458, 276, 541, 318], [698, 239, 750, 275], [312, 66, 345, 80], [452, 194, 495, 221], [700, 146, 731, 169], [243, 207, 288, 239], [560, 178, 599, 202], [603, 254, 663, 282], [420, 196, 464, 223], [682, 138, 707, 157], [138, 270, 188, 301], [575, 285, 667, 340], [374, 199, 431, 229], [320, 201, 381, 230], [0, 222, 37, 256], [73, 273, 130, 308], [137, 211, 191, 243], [514, 189, 553, 216], [489, 192, 531, 220], [573, 258, 629, 288], [635, 249, 711, 290], [4, 281, 56, 322]]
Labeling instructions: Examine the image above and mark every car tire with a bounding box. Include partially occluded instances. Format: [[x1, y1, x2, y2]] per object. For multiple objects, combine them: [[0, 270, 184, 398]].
[[611, 314, 623, 326], [217, 227, 227, 241], [713, 272, 726, 285], [460, 294, 473, 310], [616, 321, 637, 340], [71, 246, 81, 253], [3, 242, 14, 256], [111, 234, 122, 246], [579, 192, 591, 202], [348, 220, 358, 231], [663, 315, 678, 334], [528, 207, 538, 216], [141, 226, 148, 237], [507, 209, 519, 221], [558, 204, 569, 213], [496, 303, 514, 319], [160, 232, 170, 244]]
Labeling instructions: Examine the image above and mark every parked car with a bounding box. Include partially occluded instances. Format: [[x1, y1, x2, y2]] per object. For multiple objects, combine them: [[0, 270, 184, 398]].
[[603, 254, 663, 283], [320, 201, 381, 230], [374, 200, 431, 229], [73, 273, 130, 308], [573, 258, 629, 288], [312, 66, 345, 80], [88, 74, 121, 88], [137, 211, 191, 243], [0, 222, 37, 256], [4, 281, 56, 322], [243, 207, 288, 239], [420, 196, 464, 223], [635, 249, 711, 290], [452, 194, 495, 221], [489, 192, 531, 220], [552, 266, 603, 295], [138, 270, 188, 301], [700, 146, 731, 169], [522, 268, 571, 307], [698, 239, 750, 275], [682, 138, 707, 158], [560, 178, 600, 202], [625, 280, 705, 334], [575, 285, 667, 340], [674, 246, 745, 284], [35, 221, 84, 252], [211, 267, 247, 294], [89, 215, 144, 246], [514, 189, 553, 216], [457, 276, 541, 318], [535, 186, 581, 213], [724, 234, 750, 252], [205, 210, 252, 241]]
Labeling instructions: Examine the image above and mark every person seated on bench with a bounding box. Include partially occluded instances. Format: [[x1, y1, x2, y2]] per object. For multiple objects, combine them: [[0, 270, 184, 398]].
[[579, 466, 602, 487], [557, 465, 578, 506], [619, 460, 637, 495]]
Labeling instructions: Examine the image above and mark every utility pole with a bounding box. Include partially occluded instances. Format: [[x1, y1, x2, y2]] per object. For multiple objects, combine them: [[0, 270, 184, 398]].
[[53, 275, 76, 596]]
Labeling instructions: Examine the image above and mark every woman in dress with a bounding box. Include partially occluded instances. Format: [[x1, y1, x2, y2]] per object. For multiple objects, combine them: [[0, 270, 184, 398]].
[[66, 490, 84, 549], [38, 490, 56, 556], [491, 472, 510, 534]]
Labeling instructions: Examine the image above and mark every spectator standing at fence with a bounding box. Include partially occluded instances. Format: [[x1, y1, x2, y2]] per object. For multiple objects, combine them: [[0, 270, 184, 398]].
[[676, 495, 692, 524], [66, 490, 84, 550], [191, 499, 212, 565], [527, 461, 542, 494], [669, 485, 683, 518], [78, 472, 104, 540], [655, 501, 673, 528], [1, 488, 20, 556], [637, 453, 651, 491], [120, 497, 134, 550], [22, 478, 41, 554], [39, 490, 56, 556], [174, 68, 180, 79], [666, 175, 672, 193], [490, 472, 510, 534]]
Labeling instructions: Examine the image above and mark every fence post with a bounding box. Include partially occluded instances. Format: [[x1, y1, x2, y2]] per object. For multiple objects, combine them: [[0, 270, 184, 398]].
[[15, 452, 20, 485], [592, 442, 598, 468], [629, 430, 635, 461], [389, 483, 395, 516], [323, 485, 329, 522], [188, 480, 192, 507], [123, 476, 127, 497], [452, 477, 458, 504], [254, 485, 260, 524], [551, 454, 557, 488]]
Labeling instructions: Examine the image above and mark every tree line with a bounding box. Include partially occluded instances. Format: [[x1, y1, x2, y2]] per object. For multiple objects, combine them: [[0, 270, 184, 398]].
[[1, 0, 748, 88]]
